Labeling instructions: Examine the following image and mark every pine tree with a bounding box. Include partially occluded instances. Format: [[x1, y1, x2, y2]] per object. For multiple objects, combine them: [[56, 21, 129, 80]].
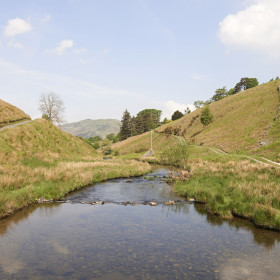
[[119, 109, 132, 140]]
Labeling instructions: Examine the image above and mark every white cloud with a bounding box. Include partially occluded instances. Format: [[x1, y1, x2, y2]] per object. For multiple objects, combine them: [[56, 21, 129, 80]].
[[218, 0, 280, 58], [47, 40, 74, 55], [4, 18, 32, 37], [74, 48, 88, 54], [162, 100, 195, 119], [41, 15, 51, 24], [77, 58, 90, 64]]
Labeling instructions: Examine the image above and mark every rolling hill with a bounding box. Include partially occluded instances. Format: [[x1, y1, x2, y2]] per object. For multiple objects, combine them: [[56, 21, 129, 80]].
[[59, 119, 121, 138], [0, 99, 30, 127], [0, 101, 149, 218], [113, 80, 280, 161]]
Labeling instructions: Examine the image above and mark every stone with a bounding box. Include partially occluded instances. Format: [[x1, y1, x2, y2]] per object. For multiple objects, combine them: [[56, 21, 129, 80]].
[[123, 201, 131, 206], [164, 201, 175, 205], [99, 201, 104, 205], [188, 198, 195, 202], [149, 201, 158, 206]]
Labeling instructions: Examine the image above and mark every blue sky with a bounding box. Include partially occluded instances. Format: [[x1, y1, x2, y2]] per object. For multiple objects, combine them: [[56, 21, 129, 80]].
[[1, 0, 280, 122]]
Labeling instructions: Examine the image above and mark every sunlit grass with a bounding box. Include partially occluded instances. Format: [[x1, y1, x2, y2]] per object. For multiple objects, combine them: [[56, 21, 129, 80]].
[[175, 159, 280, 230], [0, 99, 30, 126]]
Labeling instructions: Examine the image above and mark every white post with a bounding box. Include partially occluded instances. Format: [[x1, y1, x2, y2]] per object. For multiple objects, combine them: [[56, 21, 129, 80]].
[[151, 129, 153, 150]]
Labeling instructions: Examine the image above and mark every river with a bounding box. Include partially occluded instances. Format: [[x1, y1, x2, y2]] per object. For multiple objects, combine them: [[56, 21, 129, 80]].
[[0, 168, 280, 279]]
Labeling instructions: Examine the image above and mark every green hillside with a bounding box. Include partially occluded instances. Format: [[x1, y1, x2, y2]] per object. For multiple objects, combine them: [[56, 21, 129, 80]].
[[113, 80, 280, 161], [59, 119, 121, 138], [0, 117, 149, 218], [157, 80, 280, 161], [0, 99, 30, 127]]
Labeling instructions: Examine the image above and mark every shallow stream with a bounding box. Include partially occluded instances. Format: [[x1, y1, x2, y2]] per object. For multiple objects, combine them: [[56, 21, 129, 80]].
[[0, 168, 280, 279]]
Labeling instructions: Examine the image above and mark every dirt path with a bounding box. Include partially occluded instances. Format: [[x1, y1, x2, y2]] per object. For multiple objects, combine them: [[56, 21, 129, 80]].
[[0, 120, 32, 131], [173, 135, 280, 168]]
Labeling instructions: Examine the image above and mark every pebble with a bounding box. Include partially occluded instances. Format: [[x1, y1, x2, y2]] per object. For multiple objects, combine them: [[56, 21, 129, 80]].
[[149, 201, 158, 206], [164, 201, 175, 205]]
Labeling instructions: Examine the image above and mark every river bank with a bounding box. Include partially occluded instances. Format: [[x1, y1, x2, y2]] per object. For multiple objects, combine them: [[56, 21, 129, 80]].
[[0, 159, 151, 219], [136, 144, 280, 231]]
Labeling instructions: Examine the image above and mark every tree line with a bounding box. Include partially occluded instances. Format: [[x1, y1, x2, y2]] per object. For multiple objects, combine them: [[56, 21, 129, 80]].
[[119, 109, 162, 140], [193, 77, 259, 109]]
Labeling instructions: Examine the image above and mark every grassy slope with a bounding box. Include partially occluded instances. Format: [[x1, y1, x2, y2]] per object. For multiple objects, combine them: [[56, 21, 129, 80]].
[[0, 99, 30, 126], [0, 119, 150, 218], [112, 131, 178, 156], [157, 80, 280, 160]]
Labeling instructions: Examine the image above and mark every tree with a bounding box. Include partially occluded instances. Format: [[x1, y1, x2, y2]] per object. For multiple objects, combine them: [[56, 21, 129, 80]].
[[106, 133, 118, 143], [39, 92, 64, 124], [194, 100, 205, 109], [211, 86, 228, 102], [172, 110, 184, 121], [246, 78, 259, 89], [234, 77, 259, 93], [136, 109, 162, 129], [89, 136, 103, 142], [200, 106, 213, 126], [119, 109, 132, 140], [184, 107, 191, 115], [227, 88, 235, 96], [162, 118, 171, 124]]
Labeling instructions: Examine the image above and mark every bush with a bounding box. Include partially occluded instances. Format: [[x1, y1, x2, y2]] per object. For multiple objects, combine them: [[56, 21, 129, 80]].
[[104, 147, 113, 155], [92, 142, 100, 149], [160, 143, 190, 169], [200, 106, 214, 126]]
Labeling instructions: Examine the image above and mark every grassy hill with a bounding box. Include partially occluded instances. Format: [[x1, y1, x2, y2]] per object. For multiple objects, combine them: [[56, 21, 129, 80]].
[[59, 119, 121, 138], [156, 80, 280, 161], [0, 116, 149, 218], [0, 99, 30, 127], [113, 80, 280, 161]]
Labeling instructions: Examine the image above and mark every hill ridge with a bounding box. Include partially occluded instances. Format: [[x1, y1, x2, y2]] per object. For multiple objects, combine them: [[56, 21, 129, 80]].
[[0, 99, 30, 127], [60, 118, 121, 138], [113, 80, 280, 161]]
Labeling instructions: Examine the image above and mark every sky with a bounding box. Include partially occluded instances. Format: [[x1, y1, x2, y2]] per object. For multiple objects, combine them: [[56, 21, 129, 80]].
[[1, 0, 280, 122]]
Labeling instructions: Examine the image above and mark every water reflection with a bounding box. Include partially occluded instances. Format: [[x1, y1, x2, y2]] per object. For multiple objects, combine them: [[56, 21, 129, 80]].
[[0, 203, 61, 236], [194, 204, 280, 250], [161, 203, 190, 217]]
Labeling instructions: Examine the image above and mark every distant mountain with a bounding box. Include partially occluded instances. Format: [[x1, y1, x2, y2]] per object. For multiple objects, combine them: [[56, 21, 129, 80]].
[[59, 119, 121, 138]]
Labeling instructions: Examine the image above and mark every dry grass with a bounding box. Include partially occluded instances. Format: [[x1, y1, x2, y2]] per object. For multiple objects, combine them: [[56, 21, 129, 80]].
[[0, 159, 151, 218], [0, 119, 99, 164], [0, 118, 151, 218], [157, 80, 280, 159], [112, 132, 178, 155], [0, 99, 30, 126], [175, 158, 280, 230]]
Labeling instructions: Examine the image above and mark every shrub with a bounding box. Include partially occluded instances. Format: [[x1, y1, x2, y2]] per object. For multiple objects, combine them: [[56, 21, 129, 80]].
[[160, 143, 190, 169], [104, 147, 113, 155], [200, 106, 214, 126]]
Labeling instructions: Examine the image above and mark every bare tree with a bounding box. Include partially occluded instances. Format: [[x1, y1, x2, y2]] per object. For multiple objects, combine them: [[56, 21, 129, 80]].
[[39, 92, 65, 124]]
